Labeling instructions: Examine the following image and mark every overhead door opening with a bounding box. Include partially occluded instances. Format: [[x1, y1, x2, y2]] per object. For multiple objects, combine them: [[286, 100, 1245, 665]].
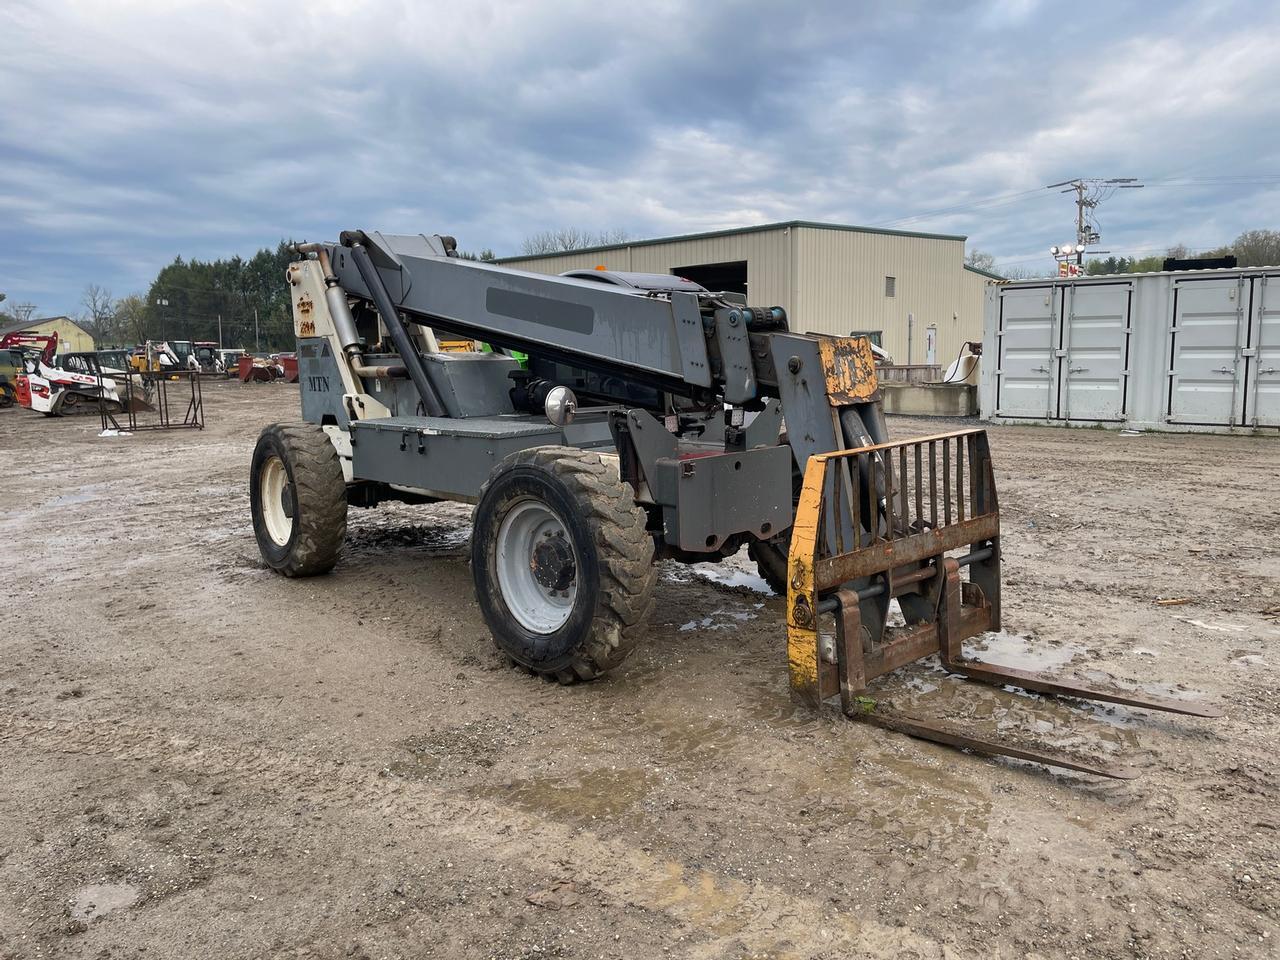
[[673, 260, 747, 296]]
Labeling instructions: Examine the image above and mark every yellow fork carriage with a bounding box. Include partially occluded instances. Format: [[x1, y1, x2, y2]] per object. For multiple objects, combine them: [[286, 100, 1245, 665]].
[[785, 426, 1221, 779]]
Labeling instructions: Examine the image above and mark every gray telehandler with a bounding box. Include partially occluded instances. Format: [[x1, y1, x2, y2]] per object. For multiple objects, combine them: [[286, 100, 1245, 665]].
[[249, 230, 1219, 778]]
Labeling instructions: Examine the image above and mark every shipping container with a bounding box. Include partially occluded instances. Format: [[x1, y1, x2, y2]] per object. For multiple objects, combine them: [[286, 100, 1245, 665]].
[[980, 267, 1280, 433]]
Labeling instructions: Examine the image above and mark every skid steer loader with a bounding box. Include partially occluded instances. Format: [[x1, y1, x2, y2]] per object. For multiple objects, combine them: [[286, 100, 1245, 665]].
[[249, 231, 1219, 779]]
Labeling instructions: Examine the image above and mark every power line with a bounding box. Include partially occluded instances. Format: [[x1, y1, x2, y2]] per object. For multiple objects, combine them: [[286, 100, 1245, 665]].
[[870, 187, 1049, 228], [872, 173, 1279, 234]]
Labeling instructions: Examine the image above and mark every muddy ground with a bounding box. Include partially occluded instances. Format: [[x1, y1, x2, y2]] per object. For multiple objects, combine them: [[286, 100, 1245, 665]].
[[0, 380, 1276, 959]]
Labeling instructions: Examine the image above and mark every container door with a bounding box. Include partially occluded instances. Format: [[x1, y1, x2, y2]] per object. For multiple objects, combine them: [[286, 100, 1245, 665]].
[[1061, 283, 1131, 421], [1167, 277, 1247, 425], [995, 285, 1059, 418], [1244, 274, 1280, 427]]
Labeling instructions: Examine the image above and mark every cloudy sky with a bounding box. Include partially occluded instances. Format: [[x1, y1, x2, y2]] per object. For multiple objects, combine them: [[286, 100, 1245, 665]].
[[2, 0, 1278, 318]]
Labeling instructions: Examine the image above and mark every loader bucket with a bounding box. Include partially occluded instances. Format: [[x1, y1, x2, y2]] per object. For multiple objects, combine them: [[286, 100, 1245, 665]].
[[786, 428, 1220, 778]]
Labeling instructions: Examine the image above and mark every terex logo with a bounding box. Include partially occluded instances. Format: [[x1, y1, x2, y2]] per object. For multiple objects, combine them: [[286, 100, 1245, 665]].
[[306, 375, 330, 392]]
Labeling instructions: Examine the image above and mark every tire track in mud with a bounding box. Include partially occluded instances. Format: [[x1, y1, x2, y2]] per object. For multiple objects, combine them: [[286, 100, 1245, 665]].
[[0, 714, 949, 959]]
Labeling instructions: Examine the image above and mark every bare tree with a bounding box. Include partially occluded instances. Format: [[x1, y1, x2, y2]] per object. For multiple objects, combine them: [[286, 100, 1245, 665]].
[[1221, 229, 1280, 268], [520, 228, 630, 256], [999, 266, 1048, 280], [964, 249, 997, 272], [114, 293, 150, 345], [79, 284, 119, 344]]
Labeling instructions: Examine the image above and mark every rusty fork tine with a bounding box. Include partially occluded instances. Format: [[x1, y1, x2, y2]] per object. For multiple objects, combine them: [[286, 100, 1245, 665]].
[[849, 707, 1140, 780], [946, 660, 1224, 718]]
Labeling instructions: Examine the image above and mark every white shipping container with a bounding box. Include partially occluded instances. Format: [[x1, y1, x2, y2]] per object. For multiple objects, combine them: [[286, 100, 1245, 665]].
[[980, 267, 1280, 433]]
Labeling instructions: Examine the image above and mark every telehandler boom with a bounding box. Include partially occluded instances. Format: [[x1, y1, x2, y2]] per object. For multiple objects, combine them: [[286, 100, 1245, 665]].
[[250, 230, 1219, 778]]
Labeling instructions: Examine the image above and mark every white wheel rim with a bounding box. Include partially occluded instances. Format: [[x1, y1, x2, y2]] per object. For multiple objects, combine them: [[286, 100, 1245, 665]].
[[260, 455, 293, 547], [495, 499, 578, 634]]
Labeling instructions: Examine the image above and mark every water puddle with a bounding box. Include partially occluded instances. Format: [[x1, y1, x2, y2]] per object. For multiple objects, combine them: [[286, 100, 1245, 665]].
[[962, 630, 1083, 672], [69, 883, 139, 923], [664, 550, 777, 597], [46, 484, 106, 508], [678, 604, 762, 632], [685, 562, 773, 594], [1174, 617, 1248, 634], [471, 767, 654, 821]]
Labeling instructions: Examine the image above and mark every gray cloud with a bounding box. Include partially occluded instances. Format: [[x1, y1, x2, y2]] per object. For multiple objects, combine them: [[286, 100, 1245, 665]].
[[2, 0, 1277, 316]]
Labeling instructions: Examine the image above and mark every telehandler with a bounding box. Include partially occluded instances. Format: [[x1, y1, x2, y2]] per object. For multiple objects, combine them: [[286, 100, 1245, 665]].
[[250, 230, 1219, 778]]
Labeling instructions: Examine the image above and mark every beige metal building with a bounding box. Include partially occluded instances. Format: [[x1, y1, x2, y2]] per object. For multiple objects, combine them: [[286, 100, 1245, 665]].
[[499, 221, 995, 369], [0, 315, 95, 353]]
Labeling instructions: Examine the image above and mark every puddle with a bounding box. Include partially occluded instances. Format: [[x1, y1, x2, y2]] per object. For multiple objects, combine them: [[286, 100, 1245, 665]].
[[46, 484, 106, 508], [962, 630, 1083, 672], [471, 767, 654, 821], [685, 562, 773, 595], [678, 605, 762, 632], [664, 549, 777, 597], [69, 883, 139, 923], [1175, 617, 1247, 634]]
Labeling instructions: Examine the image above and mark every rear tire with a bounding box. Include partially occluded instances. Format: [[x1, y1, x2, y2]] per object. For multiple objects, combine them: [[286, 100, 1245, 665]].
[[472, 446, 656, 683], [748, 538, 790, 595], [250, 422, 347, 577]]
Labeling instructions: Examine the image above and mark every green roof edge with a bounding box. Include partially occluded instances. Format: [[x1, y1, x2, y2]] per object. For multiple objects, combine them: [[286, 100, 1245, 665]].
[[496, 219, 968, 263], [963, 264, 1005, 280]]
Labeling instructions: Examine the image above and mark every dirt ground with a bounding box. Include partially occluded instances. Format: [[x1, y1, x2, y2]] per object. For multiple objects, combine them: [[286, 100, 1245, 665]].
[[0, 380, 1276, 960]]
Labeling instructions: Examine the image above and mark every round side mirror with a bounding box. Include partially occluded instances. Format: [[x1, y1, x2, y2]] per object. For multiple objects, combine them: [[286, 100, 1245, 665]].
[[544, 385, 577, 427]]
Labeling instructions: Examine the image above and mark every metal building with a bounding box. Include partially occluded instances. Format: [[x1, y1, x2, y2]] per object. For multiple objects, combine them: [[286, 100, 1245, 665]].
[[981, 267, 1280, 433], [0, 315, 95, 353], [499, 221, 993, 369]]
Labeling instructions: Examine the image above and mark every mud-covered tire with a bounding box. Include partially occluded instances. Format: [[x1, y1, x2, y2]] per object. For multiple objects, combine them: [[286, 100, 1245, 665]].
[[748, 538, 789, 595], [472, 446, 656, 683], [250, 421, 347, 577]]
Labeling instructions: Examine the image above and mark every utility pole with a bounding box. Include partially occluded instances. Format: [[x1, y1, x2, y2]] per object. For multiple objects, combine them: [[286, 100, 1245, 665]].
[[217, 313, 223, 349], [155, 297, 169, 341], [1047, 178, 1144, 273], [254, 307, 260, 353]]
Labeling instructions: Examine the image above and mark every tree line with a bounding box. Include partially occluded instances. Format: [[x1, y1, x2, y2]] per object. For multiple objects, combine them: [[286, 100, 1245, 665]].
[[1084, 230, 1280, 275], [13, 228, 615, 351], [967, 228, 1280, 280], [0, 242, 298, 352]]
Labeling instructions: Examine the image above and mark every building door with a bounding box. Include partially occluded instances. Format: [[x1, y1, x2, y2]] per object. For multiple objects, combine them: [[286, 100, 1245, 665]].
[[1245, 274, 1280, 428], [1167, 277, 1248, 425], [994, 285, 1058, 418], [1059, 283, 1131, 421]]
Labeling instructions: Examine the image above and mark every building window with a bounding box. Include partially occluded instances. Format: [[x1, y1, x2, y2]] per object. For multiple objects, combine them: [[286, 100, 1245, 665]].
[[850, 330, 883, 347], [885, 276, 896, 297]]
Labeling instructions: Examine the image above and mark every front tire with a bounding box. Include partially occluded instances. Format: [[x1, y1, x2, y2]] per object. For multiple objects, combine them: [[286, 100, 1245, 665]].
[[472, 446, 656, 683], [250, 422, 347, 577]]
